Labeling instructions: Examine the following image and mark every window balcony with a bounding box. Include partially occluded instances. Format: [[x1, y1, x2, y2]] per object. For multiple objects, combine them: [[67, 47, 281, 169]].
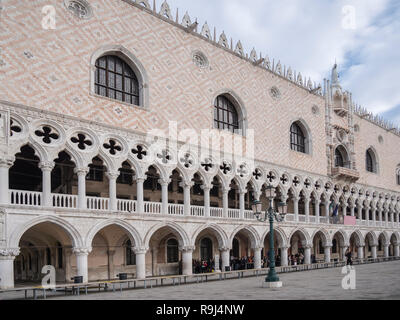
[[331, 166, 360, 181]]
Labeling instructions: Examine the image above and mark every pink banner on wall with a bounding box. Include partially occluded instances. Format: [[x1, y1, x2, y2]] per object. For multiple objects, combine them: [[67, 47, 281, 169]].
[[344, 216, 357, 226]]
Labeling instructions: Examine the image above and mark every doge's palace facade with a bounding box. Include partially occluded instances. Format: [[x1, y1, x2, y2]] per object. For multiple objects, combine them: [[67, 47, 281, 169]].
[[0, 0, 399, 289]]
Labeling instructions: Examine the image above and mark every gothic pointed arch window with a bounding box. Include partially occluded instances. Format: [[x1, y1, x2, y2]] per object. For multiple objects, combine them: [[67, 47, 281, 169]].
[[214, 95, 239, 133], [366, 148, 378, 173], [290, 121, 311, 154], [95, 55, 140, 105]]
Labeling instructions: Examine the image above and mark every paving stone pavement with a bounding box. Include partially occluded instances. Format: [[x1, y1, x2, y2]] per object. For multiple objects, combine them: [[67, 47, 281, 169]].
[[2, 261, 400, 300]]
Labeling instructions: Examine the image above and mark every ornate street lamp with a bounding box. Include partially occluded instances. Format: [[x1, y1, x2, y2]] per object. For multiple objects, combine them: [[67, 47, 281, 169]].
[[252, 185, 287, 288]]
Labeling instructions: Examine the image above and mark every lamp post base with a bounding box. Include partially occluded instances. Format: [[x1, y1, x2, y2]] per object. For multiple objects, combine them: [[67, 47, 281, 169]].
[[262, 281, 283, 288]]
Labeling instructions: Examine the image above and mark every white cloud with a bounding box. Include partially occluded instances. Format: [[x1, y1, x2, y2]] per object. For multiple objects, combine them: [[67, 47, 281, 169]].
[[167, 0, 400, 124]]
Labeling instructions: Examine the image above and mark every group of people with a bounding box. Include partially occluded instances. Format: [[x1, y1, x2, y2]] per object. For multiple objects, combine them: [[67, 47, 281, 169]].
[[230, 256, 255, 271], [192, 259, 215, 274]]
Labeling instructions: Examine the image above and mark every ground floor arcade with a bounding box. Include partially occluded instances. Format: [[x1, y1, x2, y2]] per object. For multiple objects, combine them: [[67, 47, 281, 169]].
[[1, 214, 399, 289]]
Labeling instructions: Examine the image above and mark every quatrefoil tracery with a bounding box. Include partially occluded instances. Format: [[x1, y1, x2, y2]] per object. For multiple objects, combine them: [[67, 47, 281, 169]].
[[103, 139, 122, 155], [157, 149, 171, 164], [253, 169, 262, 180], [180, 153, 194, 169], [201, 158, 213, 172], [35, 126, 59, 144], [132, 145, 147, 160], [71, 133, 92, 150], [220, 162, 231, 175]]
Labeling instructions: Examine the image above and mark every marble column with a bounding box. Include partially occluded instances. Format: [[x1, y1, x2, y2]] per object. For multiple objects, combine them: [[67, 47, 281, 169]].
[[181, 247, 194, 276], [304, 197, 310, 223], [253, 247, 262, 269], [378, 208, 383, 222], [222, 187, 229, 219], [201, 185, 211, 217], [180, 182, 193, 216], [293, 196, 299, 222], [324, 245, 332, 263], [315, 199, 320, 223], [0, 248, 20, 289], [304, 245, 312, 265], [106, 172, 119, 211], [372, 207, 377, 225], [357, 245, 364, 260], [0, 158, 13, 205], [280, 246, 289, 267], [383, 244, 389, 258], [371, 245, 377, 259], [107, 250, 116, 280], [324, 201, 330, 224], [134, 247, 147, 280], [75, 168, 89, 209], [40, 162, 55, 207], [73, 247, 91, 284], [220, 248, 230, 271], [136, 178, 145, 214], [239, 188, 246, 220], [357, 203, 363, 221], [159, 179, 170, 215]]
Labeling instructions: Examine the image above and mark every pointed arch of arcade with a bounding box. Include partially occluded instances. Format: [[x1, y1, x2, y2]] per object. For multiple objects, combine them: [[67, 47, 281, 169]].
[[144, 222, 191, 249], [348, 230, 365, 246], [9, 215, 84, 249], [332, 229, 349, 247], [288, 228, 312, 247], [229, 225, 261, 249], [191, 224, 229, 249], [365, 231, 378, 246], [311, 228, 332, 246], [260, 226, 288, 248], [85, 219, 143, 249]]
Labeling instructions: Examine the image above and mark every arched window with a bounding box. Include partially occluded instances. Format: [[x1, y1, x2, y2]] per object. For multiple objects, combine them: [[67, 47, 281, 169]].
[[213, 95, 239, 133], [200, 238, 213, 261], [366, 149, 377, 173], [396, 167, 400, 185], [335, 148, 344, 167], [125, 240, 136, 266], [335, 145, 350, 168], [167, 239, 179, 263], [95, 55, 139, 105], [290, 122, 306, 153]]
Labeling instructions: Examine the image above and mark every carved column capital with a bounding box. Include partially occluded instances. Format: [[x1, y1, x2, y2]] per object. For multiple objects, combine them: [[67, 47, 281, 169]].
[[74, 167, 89, 176], [180, 246, 195, 252], [73, 247, 92, 256], [133, 246, 148, 255], [39, 161, 55, 171], [0, 248, 20, 259]]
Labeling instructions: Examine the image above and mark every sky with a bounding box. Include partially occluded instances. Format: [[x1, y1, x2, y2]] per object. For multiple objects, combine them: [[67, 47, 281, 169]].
[[165, 0, 400, 126]]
